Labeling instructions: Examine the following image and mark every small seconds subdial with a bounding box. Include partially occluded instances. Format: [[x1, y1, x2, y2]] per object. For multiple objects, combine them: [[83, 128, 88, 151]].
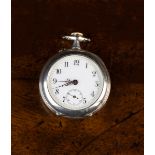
[[66, 89, 84, 105]]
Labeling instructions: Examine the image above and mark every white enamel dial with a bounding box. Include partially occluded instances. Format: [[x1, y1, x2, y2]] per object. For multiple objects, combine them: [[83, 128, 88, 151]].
[[46, 54, 104, 110]]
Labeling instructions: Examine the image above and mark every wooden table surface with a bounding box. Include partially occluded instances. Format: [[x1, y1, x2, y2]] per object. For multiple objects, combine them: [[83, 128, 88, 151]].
[[12, 0, 144, 154]]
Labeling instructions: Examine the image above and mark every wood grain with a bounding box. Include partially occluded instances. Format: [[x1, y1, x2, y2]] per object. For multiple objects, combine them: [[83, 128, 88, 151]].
[[12, 0, 144, 154]]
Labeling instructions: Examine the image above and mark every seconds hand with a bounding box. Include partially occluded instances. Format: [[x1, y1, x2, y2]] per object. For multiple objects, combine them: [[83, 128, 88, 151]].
[[67, 92, 79, 99], [57, 80, 70, 82]]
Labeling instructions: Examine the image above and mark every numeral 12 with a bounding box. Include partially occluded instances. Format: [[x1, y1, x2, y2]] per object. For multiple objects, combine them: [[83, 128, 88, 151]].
[[74, 60, 80, 65]]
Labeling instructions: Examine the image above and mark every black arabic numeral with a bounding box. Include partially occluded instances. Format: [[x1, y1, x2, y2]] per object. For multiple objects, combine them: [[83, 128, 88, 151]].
[[86, 63, 88, 68], [92, 71, 97, 77], [55, 89, 59, 94], [91, 91, 95, 97], [74, 60, 79, 66], [83, 98, 87, 104], [53, 78, 57, 84], [56, 69, 61, 74], [63, 96, 66, 102], [95, 81, 100, 87], [64, 62, 69, 67]]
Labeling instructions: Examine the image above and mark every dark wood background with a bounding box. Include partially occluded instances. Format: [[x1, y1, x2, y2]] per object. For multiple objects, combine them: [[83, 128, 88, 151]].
[[12, 0, 144, 154]]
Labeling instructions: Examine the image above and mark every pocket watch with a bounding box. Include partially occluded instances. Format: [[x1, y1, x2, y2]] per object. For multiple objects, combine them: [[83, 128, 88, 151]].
[[39, 32, 111, 118]]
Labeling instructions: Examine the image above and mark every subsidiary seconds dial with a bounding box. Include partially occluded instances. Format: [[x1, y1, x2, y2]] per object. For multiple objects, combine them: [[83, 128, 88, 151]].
[[47, 54, 104, 110]]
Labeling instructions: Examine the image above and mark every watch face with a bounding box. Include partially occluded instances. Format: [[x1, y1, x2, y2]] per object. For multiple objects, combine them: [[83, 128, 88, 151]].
[[46, 54, 105, 110]]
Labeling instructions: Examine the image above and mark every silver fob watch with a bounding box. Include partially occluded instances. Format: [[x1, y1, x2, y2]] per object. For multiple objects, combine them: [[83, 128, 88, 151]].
[[39, 32, 111, 118]]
